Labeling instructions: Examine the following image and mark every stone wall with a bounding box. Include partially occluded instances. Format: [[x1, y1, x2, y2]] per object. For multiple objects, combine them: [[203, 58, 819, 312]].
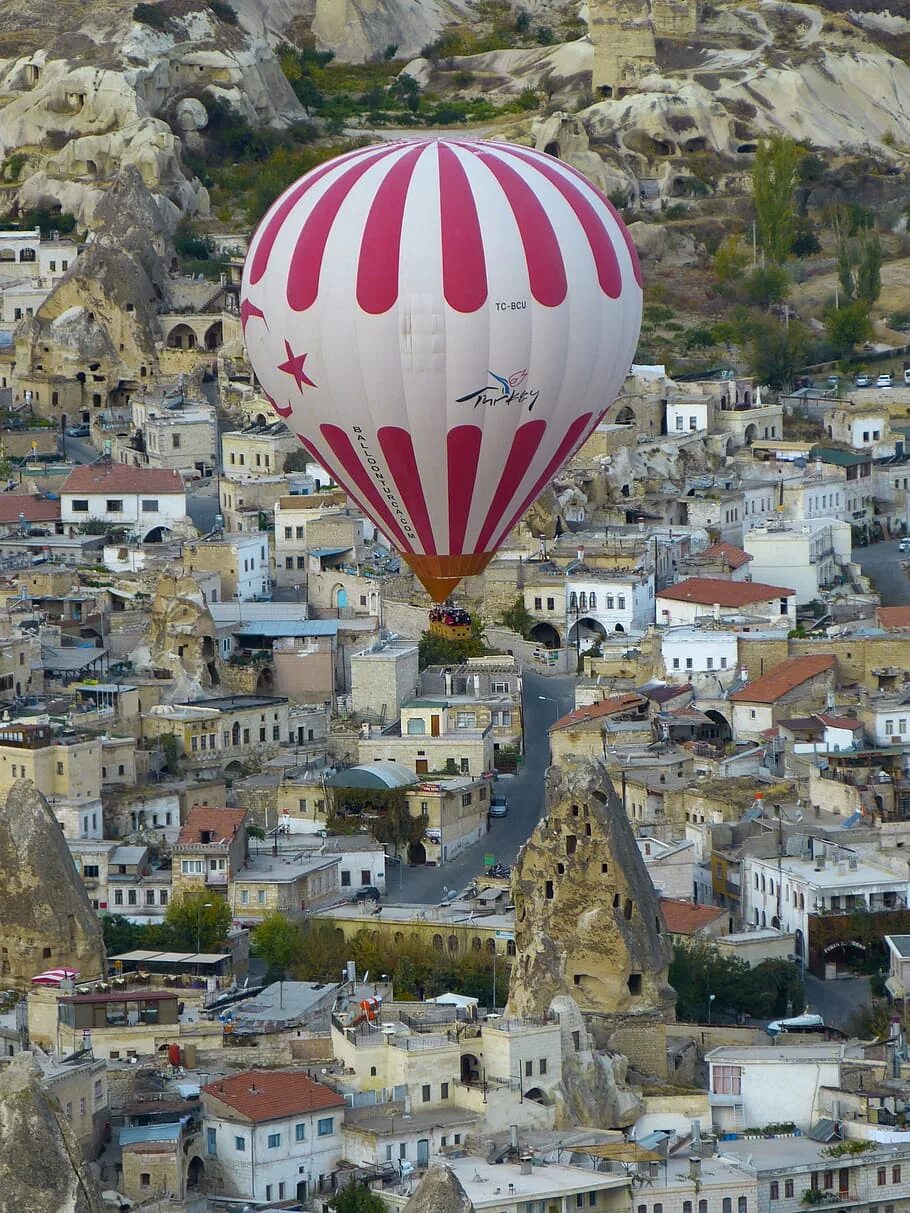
[[592, 1012, 669, 1079]]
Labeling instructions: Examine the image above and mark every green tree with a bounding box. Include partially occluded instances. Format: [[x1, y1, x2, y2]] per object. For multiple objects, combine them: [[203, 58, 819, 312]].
[[743, 265, 790, 309], [418, 616, 488, 669], [824, 300, 872, 356], [372, 800, 428, 858], [329, 1184, 389, 1213], [831, 208, 882, 306], [743, 313, 809, 389], [390, 73, 421, 114], [752, 135, 800, 264], [164, 890, 232, 952], [500, 595, 535, 638], [712, 233, 750, 284], [295, 921, 349, 981], [252, 912, 301, 978], [101, 913, 146, 955]]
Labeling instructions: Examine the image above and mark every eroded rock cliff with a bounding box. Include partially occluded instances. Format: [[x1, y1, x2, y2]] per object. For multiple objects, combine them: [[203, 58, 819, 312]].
[[0, 1053, 106, 1213], [0, 781, 105, 988]]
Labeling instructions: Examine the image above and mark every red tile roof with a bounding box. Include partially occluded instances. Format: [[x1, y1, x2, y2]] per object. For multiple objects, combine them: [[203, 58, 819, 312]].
[[0, 494, 60, 524], [177, 806, 247, 845], [729, 655, 835, 704], [695, 542, 753, 570], [202, 1070, 345, 1123], [658, 577, 795, 607], [659, 898, 726, 936], [62, 463, 185, 495], [550, 694, 647, 732], [877, 606, 910, 631]]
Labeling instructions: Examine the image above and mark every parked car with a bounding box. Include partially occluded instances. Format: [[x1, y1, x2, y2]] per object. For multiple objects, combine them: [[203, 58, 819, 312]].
[[854, 373, 872, 388], [904, 368, 910, 386], [490, 794, 508, 818], [877, 372, 893, 388], [65, 423, 90, 437], [826, 374, 840, 388], [352, 885, 381, 903], [899, 537, 910, 552]]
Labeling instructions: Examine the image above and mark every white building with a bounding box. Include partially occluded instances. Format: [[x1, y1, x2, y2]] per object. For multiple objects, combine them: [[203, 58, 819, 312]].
[[0, 227, 78, 283], [661, 627, 738, 679], [667, 396, 710, 434], [862, 695, 910, 753], [182, 532, 271, 602], [637, 836, 695, 899], [60, 463, 186, 540], [202, 1069, 345, 1203], [656, 578, 796, 627], [744, 519, 852, 605], [741, 845, 908, 962], [707, 1043, 845, 1132], [564, 573, 655, 643]]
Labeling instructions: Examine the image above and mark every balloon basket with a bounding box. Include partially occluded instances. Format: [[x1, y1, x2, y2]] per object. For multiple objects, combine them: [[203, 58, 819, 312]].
[[428, 604, 472, 641]]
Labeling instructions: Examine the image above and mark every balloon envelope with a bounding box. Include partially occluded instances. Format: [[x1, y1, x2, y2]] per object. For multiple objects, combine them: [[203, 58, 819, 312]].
[[241, 138, 643, 600]]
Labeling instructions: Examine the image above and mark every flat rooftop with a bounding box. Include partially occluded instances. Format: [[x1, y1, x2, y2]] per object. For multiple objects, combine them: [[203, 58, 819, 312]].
[[312, 902, 515, 929], [706, 1044, 845, 1062], [236, 853, 339, 884], [754, 853, 904, 889], [443, 1157, 628, 1205], [722, 1136, 910, 1171], [230, 980, 337, 1028]]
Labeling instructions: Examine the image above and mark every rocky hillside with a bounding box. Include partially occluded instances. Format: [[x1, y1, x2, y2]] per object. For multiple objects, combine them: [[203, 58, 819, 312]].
[[1, 0, 909, 233]]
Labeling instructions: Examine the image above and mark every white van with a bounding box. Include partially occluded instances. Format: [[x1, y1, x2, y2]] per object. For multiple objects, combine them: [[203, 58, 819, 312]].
[[904, 368, 910, 386]]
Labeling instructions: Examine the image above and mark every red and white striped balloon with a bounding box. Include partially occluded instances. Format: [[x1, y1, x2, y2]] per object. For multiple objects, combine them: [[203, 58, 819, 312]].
[[241, 137, 642, 601]]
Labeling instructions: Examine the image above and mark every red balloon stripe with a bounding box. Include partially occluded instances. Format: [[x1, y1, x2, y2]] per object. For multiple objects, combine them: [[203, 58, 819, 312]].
[[357, 145, 425, 315], [319, 423, 416, 553], [446, 424, 484, 553], [377, 425, 437, 554], [438, 144, 489, 314], [475, 419, 547, 553]]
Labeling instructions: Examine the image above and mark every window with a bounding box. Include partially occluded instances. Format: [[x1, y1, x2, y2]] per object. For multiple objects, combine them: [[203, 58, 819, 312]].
[[525, 1060, 533, 1077], [534, 597, 542, 610], [295, 1123, 306, 1141], [141, 499, 158, 512], [114, 890, 123, 906], [206, 1127, 217, 1156], [770, 1184, 779, 1201], [539, 1058, 547, 1074], [672, 658, 680, 669], [722, 1200, 732, 1213], [785, 1182, 793, 1199], [738, 1200, 747, 1213], [441, 1082, 449, 1099], [140, 1173, 150, 1188], [181, 859, 204, 875], [267, 1132, 281, 1148], [266, 1187, 273, 1202], [617, 595, 626, 610], [686, 657, 693, 669], [317, 1117, 334, 1136], [106, 499, 123, 513], [675, 415, 684, 431], [71, 498, 89, 513], [878, 1169, 887, 1187], [683, 1204, 692, 1213], [235, 1136, 246, 1151], [422, 1084, 431, 1102], [707, 657, 714, 669], [341, 870, 351, 887], [547, 597, 555, 611], [893, 1167, 901, 1184], [712, 1065, 741, 1094]]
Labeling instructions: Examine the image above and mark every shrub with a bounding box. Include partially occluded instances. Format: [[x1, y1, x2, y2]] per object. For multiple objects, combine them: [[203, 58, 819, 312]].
[[133, 2, 168, 30], [209, 0, 238, 22]]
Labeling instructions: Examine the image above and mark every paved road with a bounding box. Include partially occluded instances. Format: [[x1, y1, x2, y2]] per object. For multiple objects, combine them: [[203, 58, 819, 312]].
[[858, 539, 910, 607], [390, 668, 576, 903], [804, 973, 871, 1036]]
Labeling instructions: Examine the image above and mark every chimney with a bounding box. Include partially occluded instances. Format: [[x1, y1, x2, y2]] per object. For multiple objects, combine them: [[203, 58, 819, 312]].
[[739, 667, 748, 682], [510, 1125, 519, 1151], [444, 668, 453, 696], [473, 673, 481, 698], [713, 602, 721, 620], [520, 1156, 533, 1176], [688, 1157, 702, 1182], [691, 1119, 702, 1148], [577, 545, 585, 564]]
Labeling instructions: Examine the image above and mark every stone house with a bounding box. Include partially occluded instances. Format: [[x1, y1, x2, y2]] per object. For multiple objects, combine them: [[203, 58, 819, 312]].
[[0, 721, 103, 839], [230, 852, 340, 924], [418, 657, 523, 766], [656, 577, 796, 627], [60, 462, 186, 541], [548, 694, 651, 764], [351, 638, 419, 720], [37, 1052, 109, 1159], [728, 654, 836, 739], [221, 421, 300, 478], [201, 1069, 345, 1204], [359, 707, 494, 778], [182, 532, 271, 602], [171, 806, 248, 899], [119, 403, 217, 479], [272, 491, 349, 588], [219, 473, 289, 533]]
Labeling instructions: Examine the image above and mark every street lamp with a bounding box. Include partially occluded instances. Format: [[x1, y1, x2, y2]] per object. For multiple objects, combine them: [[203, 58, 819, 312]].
[[707, 993, 716, 1026], [196, 901, 213, 970], [538, 695, 560, 719]]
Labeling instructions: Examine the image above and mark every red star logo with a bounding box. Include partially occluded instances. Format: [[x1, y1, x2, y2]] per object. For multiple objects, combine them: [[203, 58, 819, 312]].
[[239, 298, 267, 333], [278, 340, 317, 391]]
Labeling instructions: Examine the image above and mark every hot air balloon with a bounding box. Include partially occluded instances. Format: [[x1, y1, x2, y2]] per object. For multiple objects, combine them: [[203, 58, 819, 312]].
[[240, 137, 643, 602]]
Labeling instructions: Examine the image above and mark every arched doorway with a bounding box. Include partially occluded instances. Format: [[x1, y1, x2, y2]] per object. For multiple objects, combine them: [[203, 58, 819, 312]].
[[166, 324, 196, 350], [704, 709, 732, 744], [461, 1053, 480, 1083], [333, 585, 348, 611], [544, 142, 560, 158], [615, 405, 636, 425], [408, 840, 426, 865], [568, 617, 607, 652], [186, 1157, 204, 1190], [204, 321, 223, 351], [525, 1087, 550, 1104], [255, 666, 275, 694], [744, 423, 758, 445], [530, 622, 561, 649]]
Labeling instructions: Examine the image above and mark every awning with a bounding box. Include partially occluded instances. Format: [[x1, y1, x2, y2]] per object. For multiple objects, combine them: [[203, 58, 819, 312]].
[[886, 975, 906, 999], [31, 968, 79, 985]]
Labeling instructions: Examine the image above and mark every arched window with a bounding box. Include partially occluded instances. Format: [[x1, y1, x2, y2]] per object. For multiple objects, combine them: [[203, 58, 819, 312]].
[[579, 592, 587, 611], [589, 592, 596, 609], [406, 718, 426, 735], [569, 592, 578, 611]]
